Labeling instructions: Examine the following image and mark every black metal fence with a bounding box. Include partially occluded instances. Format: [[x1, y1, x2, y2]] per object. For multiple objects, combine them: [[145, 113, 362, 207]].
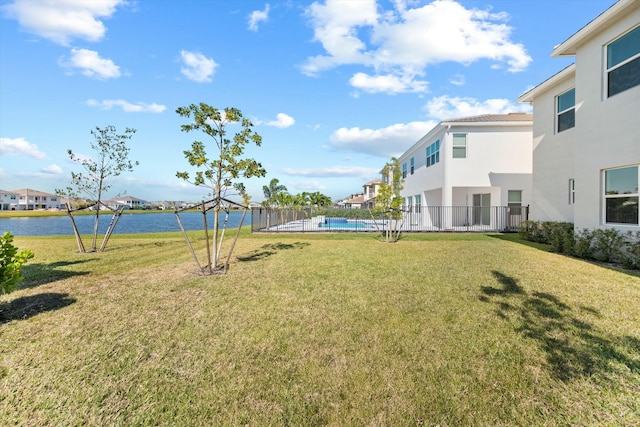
[[251, 206, 528, 233]]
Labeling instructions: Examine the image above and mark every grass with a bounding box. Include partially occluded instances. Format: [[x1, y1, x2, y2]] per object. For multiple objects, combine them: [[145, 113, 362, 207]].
[[1, 230, 639, 426]]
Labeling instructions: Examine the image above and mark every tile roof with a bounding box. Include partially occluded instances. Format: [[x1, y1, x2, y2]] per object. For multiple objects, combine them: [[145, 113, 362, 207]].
[[443, 113, 532, 123]]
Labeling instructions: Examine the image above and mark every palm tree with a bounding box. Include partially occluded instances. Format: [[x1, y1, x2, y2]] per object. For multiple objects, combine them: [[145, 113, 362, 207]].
[[262, 178, 287, 207]]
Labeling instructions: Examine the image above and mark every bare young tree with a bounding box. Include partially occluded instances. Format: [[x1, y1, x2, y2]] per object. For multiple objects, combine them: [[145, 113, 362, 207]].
[[57, 125, 138, 252]]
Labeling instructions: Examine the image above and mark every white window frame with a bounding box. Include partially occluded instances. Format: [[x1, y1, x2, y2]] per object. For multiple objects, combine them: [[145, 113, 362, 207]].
[[603, 165, 639, 226], [605, 25, 640, 98], [556, 88, 575, 133], [452, 134, 467, 159], [568, 179, 575, 205], [410, 157, 415, 175]]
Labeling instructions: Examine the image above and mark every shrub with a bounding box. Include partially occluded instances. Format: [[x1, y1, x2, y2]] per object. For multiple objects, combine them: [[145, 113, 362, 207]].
[[518, 220, 547, 243], [620, 231, 640, 269], [1, 232, 34, 294], [545, 222, 574, 253], [573, 228, 595, 259], [592, 228, 625, 263]]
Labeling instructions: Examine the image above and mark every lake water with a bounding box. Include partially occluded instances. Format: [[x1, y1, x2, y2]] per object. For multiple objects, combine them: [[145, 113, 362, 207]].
[[0, 211, 249, 236]]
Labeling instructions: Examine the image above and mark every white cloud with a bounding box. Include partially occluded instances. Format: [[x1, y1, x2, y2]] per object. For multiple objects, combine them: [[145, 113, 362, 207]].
[[424, 95, 530, 120], [61, 48, 121, 79], [303, 0, 531, 93], [448, 73, 465, 86], [0, 137, 46, 159], [265, 113, 295, 128], [180, 50, 218, 83], [281, 165, 380, 178], [329, 121, 436, 157], [1, 0, 125, 45], [41, 164, 63, 175], [86, 99, 166, 113], [349, 71, 428, 94], [248, 4, 270, 31], [289, 180, 327, 191]]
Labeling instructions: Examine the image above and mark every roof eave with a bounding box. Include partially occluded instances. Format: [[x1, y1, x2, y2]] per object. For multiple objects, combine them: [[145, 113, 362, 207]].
[[551, 0, 636, 57]]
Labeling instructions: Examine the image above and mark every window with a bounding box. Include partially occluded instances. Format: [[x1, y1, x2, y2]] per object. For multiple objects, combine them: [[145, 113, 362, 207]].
[[604, 165, 639, 225], [508, 190, 522, 215], [10, 195, 16, 200], [568, 179, 575, 204], [414, 195, 421, 213], [607, 26, 640, 97], [410, 157, 415, 175], [402, 162, 407, 178], [426, 140, 440, 168], [556, 88, 575, 132], [452, 134, 467, 158]]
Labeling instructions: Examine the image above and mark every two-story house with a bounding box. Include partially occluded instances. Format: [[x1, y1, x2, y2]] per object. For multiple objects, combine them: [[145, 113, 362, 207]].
[[0, 189, 19, 210], [396, 113, 533, 230], [362, 180, 382, 210], [518, 0, 639, 231], [12, 188, 61, 210]]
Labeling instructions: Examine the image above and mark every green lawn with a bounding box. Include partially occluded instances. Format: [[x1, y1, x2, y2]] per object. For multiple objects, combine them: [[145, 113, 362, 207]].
[[1, 231, 639, 426]]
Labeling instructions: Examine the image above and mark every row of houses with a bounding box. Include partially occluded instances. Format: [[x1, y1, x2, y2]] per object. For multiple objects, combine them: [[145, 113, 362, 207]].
[[0, 189, 163, 211], [346, 0, 638, 233]]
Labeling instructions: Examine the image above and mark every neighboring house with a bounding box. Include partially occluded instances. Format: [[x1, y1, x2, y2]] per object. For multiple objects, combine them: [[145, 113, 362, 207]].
[[362, 180, 382, 209], [335, 193, 365, 209], [11, 189, 62, 210], [103, 195, 148, 210], [518, 0, 640, 231], [0, 189, 19, 210], [395, 113, 533, 230]]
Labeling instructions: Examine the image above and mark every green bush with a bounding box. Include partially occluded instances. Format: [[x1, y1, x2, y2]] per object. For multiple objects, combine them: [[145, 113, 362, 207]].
[[518, 220, 547, 243], [545, 222, 574, 253], [573, 228, 595, 259], [592, 228, 625, 263], [1, 232, 34, 294], [620, 231, 640, 269]]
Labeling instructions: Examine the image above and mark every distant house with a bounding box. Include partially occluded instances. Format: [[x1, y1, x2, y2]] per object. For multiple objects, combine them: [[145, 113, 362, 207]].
[[362, 180, 382, 209], [103, 195, 148, 210], [335, 192, 365, 209], [11, 188, 62, 210], [396, 113, 533, 229], [0, 189, 19, 210], [517, 0, 639, 231]]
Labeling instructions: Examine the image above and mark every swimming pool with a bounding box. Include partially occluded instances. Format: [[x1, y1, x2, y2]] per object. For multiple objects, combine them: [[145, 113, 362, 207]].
[[318, 218, 378, 230]]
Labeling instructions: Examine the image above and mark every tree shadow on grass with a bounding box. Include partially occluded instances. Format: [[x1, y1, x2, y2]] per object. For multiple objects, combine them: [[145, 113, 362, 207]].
[[0, 293, 76, 324], [236, 242, 310, 262], [479, 270, 640, 382], [19, 260, 92, 289]]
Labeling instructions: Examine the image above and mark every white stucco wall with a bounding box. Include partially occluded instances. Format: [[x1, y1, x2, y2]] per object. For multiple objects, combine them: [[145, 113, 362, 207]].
[[398, 123, 532, 207], [529, 73, 576, 223], [571, 10, 640, 232]]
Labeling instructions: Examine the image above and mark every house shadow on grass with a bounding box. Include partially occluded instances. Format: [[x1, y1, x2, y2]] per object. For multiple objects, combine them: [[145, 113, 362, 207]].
[[19, 260, 92, 289], [479, 270, 640, 382], [1, 293, 76, 324], [237, 242, 310, 262]]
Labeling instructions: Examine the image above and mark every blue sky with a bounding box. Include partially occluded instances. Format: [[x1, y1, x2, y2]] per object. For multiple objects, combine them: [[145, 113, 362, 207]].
[[0, 0, 616, 203]]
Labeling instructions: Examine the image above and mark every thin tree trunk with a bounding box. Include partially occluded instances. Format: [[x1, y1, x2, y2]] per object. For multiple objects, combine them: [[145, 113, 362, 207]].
[[202, 202, 213, 275]]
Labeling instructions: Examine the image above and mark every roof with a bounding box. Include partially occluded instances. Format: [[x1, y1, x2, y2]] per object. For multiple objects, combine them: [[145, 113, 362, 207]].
[[552, 0, 638, 57], [11, 188, 57, 197], [442, 113, 532, 124]]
